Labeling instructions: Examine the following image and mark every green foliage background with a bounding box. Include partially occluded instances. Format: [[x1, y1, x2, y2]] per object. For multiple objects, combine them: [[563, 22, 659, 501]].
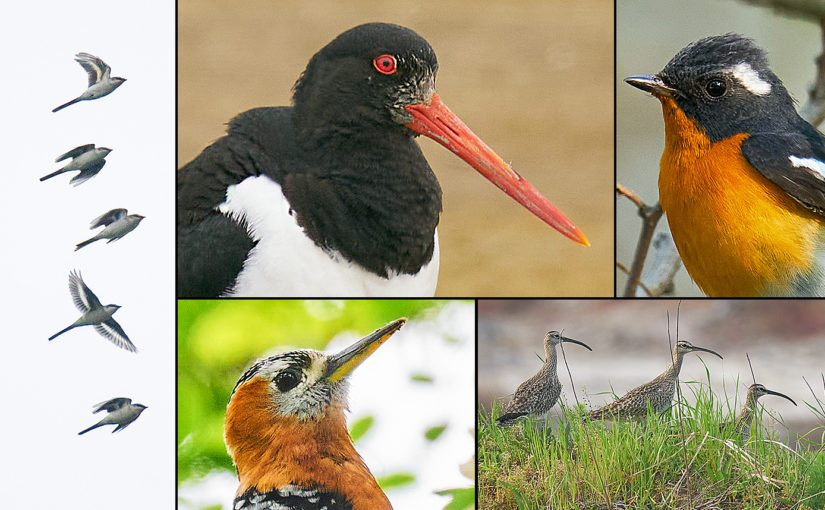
[[177, 299, 452, 484]]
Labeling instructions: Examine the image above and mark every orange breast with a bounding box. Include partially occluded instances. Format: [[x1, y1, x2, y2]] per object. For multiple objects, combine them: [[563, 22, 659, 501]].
[[225, 378, 392, 510], [657, 96, 823, 296]]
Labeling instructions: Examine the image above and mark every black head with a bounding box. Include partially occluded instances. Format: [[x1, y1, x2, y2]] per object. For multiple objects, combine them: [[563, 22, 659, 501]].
[[627, 34, 799, 142], [292, 23, 438, 135]]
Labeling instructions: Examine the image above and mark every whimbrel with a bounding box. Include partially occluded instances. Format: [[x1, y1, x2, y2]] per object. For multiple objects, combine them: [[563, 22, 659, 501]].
[[588, 340, 722, 421], [497, 331, 592, 426], [725, 383, 796, 440]]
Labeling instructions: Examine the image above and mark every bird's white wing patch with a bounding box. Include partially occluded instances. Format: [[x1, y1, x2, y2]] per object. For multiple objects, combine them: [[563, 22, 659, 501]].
[[789, 155, 825, 181], [730, 62, 771, 96]]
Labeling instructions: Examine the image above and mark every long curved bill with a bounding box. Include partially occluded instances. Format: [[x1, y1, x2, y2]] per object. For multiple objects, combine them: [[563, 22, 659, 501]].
[[561, 336, 593, 351], [765, 388, 797, 406], [692, 345, 723, 359], [325, 318, 407, 382], [405, 93, 589, 246]]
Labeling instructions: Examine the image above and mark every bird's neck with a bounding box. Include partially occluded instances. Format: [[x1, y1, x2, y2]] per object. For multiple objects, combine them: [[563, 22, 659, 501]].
[[662, 350, 684, 382], [543, 344, 558, 375], [225, 379, 391, 509]]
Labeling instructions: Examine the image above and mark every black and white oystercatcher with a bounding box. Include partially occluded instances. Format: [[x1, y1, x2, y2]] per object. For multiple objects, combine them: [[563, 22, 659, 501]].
[[177, 22, 588, 297]]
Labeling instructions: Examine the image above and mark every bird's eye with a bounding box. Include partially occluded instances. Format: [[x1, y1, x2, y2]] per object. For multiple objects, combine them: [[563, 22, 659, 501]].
[[274, 371, 300, 392], [373, 54, 397, 75], [705, 79, 726, 97]]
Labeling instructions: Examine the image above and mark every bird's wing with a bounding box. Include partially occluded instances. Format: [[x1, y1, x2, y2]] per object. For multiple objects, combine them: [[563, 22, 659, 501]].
[[742, 130, 825, 215], [55, 144, 95, 162], [176, 119, 279, 297], [90, 208, 127, 229], [69, 270, 102, 312], [502, 371, 543, 413], [92, 397, 132, 413], [70, 160, 106, 187], [95, 319, 137, 352], [75, 52, 109, 87]]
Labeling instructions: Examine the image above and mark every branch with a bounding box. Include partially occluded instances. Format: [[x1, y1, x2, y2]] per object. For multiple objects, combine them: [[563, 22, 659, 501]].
[[801, 18, 825, 126], [617, 183, 664, 297], [740, 0, 825, 20], [739, 1, 825, 126]]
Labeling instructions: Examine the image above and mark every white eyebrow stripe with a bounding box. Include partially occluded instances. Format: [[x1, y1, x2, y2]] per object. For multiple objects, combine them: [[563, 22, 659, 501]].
[[729, 62, 771, 96], [789, 155, 825, 181]]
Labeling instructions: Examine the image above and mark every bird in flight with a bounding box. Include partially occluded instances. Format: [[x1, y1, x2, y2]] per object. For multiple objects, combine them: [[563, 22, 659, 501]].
[[40, 144, 112, 186], [49, 270, 136, 353], [78, 397, 147, 435], [53, 52, 126, 112], [75, 208, 145, 251]]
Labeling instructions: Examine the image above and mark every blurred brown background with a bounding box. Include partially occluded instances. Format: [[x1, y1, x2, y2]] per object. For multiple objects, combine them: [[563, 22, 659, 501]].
[[178, 0, 613, 297], [616, 0, 822, 295], [479, 300, 825, 446]]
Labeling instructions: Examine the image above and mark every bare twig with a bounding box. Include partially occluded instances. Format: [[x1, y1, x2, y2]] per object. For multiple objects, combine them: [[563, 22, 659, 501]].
[[666, 308, 692, 508], [636, 233, 681, 297], [803, 375, 825, 416], [746, 354, 757, 385], [617, 183, 664, 297], [800, 18, 825, 126], [559, 343, 611, 508], [741, 0, 825, 21], [616, 262, 654, 296]]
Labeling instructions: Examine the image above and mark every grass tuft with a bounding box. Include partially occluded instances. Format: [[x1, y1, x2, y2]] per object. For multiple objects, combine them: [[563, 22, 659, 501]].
[[479, 385, 825, 509]]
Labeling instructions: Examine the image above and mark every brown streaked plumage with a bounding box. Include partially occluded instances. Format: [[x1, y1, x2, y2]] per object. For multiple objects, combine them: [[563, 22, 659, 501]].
[[588, 340, 722, 421], [724, 383, 796, 440], [497, 331, 592, 426]]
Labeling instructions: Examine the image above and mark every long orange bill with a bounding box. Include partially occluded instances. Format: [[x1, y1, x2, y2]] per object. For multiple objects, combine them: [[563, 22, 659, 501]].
[[405, 93, 589, 246]]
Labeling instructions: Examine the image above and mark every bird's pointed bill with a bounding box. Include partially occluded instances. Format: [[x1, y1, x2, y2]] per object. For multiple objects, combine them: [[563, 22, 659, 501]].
[[325, 318, 407, 382], [561, 336, 593, 351], [404, 93, 589, 246], [765, 389, 797, 406], [692, 345, 723, 359], [624, 75, 680, 98]]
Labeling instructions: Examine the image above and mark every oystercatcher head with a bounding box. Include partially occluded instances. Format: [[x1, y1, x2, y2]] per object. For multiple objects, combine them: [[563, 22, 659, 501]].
[[177, 22, 588, 297]]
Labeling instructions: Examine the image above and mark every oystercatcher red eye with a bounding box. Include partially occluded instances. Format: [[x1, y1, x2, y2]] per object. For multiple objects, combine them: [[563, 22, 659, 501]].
[[373, 54, 397, 75]]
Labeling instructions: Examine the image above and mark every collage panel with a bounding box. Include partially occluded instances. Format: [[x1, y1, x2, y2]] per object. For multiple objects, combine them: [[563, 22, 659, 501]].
[[177, 0, 613, 298], [617, 0, 825, 297], [177, 299, 474, 510], [0, 0, 175, 508], [479, 300, 825, 508]]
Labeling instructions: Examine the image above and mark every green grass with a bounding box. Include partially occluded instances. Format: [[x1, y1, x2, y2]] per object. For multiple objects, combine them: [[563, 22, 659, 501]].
[[479, 382, 825, 509]]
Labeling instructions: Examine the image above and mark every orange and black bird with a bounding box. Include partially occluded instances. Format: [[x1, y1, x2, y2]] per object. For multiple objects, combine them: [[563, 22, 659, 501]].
[[224, 318, 406, 510], [626, 34, 825, 297]]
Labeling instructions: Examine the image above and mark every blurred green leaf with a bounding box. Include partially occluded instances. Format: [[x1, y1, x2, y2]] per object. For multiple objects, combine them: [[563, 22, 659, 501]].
[[437, 487, 475, 510], [411, 373, 435, 383], [349, 415, 374, 443], [425, 424, 448, 441], [377, 472, 416, 489]]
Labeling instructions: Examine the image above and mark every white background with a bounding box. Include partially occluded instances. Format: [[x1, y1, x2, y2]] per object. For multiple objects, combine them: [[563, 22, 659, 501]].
[[0, 1, 175, 508]]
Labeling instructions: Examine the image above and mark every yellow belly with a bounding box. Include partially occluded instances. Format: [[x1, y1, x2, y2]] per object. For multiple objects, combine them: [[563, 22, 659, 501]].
[[657, 98, 823, 296]]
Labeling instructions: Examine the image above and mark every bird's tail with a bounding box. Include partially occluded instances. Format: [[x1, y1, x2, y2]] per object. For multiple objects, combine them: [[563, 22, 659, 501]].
[[40, 169, 66, 181], [75, 237, 97, 251], [78, 422, 103, 435], [49, 324, 75, 341], [52, 97, 80, 113], [496, 412, 526, 426]]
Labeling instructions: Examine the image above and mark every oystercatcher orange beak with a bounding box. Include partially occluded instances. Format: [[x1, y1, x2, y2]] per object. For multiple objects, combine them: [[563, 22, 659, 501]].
[[405, 93, 589, 246]]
